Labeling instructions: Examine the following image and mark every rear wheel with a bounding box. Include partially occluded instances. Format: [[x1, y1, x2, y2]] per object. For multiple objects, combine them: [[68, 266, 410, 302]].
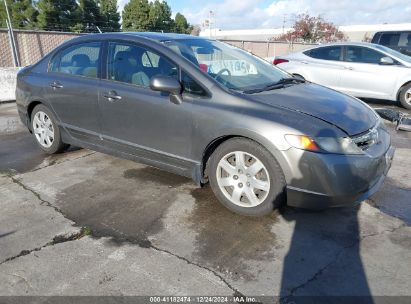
[[398, 83, 411, 110], [208, 138, 286, 216], [31, 104, 68, 154]]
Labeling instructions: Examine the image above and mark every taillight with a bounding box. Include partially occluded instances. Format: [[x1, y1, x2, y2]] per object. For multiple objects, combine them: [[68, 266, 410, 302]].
[[273, 58, 289, 65], [199, 63, 208, 73]]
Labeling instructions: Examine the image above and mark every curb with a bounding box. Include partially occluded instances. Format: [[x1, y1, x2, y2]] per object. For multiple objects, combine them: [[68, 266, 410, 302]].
[[0, 100, 16, 105]]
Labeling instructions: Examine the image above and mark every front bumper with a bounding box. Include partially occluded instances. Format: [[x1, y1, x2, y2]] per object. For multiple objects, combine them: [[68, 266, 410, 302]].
[[282, 132, 394, 209]]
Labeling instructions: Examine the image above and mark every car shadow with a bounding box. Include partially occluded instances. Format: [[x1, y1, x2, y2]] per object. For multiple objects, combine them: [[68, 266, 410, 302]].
[[279, 128, 373, 303]]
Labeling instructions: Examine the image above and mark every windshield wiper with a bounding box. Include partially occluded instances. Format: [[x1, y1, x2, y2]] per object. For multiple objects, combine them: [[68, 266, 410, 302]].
[[243, 77, 305, 94], [277, 77, 305, 84]]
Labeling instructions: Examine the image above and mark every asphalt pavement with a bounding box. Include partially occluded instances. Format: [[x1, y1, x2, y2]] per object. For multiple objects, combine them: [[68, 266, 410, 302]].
[[0, 101, 410, 302]]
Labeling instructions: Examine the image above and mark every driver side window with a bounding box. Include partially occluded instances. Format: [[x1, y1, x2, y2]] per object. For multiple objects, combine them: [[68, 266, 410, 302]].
[[345, 46, 386, 64], [107, 42, 178, 87]]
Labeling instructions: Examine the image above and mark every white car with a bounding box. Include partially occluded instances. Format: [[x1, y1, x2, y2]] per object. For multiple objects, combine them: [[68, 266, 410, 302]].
[[272, 42, 411, 109]]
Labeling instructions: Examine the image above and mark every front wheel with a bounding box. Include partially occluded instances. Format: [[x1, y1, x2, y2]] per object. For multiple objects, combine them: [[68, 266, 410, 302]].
[[398, 83, 411, 110], [31, 104, 68, 154], [208, 138, 286, 216]]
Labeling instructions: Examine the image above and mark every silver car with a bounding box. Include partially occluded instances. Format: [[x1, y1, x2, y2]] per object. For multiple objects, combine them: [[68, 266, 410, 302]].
[[274, 42, 411, 109], [16, 33, 394, 216]]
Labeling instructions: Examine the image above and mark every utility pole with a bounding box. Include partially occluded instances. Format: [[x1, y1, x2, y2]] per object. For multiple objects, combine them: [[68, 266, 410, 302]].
[[282, 14, 287, 34], [3, 0, 20, 67], [208, 10, 214, 38]]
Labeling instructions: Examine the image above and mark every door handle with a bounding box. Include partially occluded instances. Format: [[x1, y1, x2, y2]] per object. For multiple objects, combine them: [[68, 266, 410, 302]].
[[103, 91, 122, 102], [49, 81, 63, 89], [344, 66, 354, 70], [301, 61, 309, 64]]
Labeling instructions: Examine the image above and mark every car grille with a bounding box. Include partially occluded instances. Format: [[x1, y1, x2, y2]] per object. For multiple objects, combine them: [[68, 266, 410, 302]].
[[352, 126, 379, 151]]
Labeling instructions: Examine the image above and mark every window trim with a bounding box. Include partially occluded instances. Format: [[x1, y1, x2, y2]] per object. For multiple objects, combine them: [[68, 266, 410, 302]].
[[48, 40, 103, 80]]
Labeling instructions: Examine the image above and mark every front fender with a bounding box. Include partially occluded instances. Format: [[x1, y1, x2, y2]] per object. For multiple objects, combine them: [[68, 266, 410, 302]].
[[199, 127, 293, 185]]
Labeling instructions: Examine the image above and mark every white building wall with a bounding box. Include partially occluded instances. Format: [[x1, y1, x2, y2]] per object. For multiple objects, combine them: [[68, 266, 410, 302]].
[[200, 23, 411, 42]]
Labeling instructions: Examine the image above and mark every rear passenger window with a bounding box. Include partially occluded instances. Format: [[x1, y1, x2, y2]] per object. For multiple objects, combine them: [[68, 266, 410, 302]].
[[107, 42, 178, 87], [50, 42, 101, 78], [304, 46, 342, 61]]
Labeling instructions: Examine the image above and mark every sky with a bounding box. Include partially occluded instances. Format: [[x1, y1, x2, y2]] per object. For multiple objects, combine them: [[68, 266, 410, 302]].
[[117, 0, 411, 30]]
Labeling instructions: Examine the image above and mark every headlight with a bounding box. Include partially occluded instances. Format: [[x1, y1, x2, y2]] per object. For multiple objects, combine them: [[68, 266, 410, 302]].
[[285, 134, 364, 155]]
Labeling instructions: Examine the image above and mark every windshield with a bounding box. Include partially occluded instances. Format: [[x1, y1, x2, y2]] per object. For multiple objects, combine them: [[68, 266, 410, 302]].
[[373, 44, 411, 64], [164, 39, 289, 91]]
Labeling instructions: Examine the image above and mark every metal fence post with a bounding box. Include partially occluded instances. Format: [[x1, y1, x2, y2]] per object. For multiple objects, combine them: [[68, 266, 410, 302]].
[[4, 0, 20, 67]]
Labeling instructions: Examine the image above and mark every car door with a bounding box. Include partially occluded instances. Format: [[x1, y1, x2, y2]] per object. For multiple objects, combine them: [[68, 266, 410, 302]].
[[339, 45, 399, 99], [301, 46, 344, 90], [98, 40, 194, 171], [43, 41, 102, 144]]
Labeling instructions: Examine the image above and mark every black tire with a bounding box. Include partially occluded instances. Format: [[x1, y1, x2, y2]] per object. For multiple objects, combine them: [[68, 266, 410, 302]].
[[208, 138, 286, 216], [398, 83, 411, 110], [31, 104, 68, 154]]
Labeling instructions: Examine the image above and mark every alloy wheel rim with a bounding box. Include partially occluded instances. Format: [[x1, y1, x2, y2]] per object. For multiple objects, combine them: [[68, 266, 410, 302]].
[[216, 151, 270, 208], [33, 111, 54, 148], [405, 88, 411, 105]]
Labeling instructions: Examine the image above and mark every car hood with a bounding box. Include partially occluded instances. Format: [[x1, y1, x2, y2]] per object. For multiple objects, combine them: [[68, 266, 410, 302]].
[[246, 83, 378, 136]]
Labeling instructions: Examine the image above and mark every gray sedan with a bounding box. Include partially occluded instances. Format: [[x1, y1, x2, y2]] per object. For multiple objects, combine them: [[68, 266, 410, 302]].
[[16, 33, 394, 216]]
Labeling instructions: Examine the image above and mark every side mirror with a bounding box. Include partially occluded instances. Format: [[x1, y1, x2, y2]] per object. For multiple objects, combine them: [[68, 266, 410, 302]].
[[150, 75, 183, 105], [380, 56, 394, 65]]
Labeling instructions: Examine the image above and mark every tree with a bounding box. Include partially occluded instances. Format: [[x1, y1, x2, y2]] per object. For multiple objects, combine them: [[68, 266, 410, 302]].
[[0, 0, 38, 28], [70, 0, 102, 33], [12, 0, 38, 28], [148, 0, 173, 32], [190, 24, 201, 36], [174, 12, 191, 34], [274, 14, 347, 43], [122, 0, 151, 31], [99, 0, 120, 32], [37, 0, 78, 31], [122, 0, 192, 33]]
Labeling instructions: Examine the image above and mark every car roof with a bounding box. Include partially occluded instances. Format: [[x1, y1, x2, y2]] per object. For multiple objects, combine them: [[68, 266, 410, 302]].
[[314, 41, 380, 48], [374, 30, 411, 34], [74, 32, 204, 43], [122, 32, 202, 41], [298, 41, 388, 54]]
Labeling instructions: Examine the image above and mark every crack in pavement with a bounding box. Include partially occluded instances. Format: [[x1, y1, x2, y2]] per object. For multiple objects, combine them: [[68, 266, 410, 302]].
[[28, 151, 97, 173], [281, 223, 407, 301], [149, 243, 245, 298], [2, 173, 245, 297], [7, 173, 66, 215], [0, 229, 88, 266]]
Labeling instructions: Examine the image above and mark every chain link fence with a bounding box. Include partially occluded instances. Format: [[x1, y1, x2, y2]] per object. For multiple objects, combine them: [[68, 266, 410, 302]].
[[0, 29, 83, 67], [0, 29, 317, 67], [220, 39, 317, 59]]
